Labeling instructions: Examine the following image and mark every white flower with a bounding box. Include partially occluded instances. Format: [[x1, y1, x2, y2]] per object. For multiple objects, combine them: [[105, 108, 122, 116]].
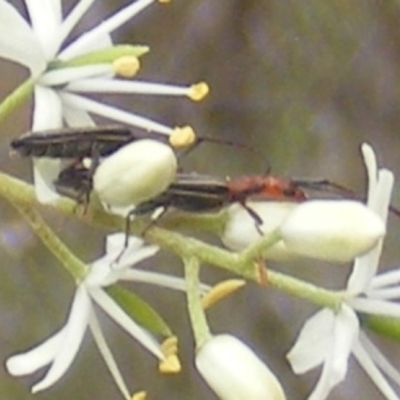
[[196, 335, 286, 400], [6, 234, 194, 399], [288, 143, 400, 400], [0, 0, 206, 202]]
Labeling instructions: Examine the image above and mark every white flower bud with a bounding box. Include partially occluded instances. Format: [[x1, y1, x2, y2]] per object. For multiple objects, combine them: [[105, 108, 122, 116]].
[[221, 202, 299, 261], [279, 200, 385, 263], [93, 139, 177, 208], [196, 335, 286, 400]]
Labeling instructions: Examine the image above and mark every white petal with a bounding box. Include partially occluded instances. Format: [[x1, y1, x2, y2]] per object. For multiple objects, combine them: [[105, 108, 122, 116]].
[[93, 140, 177, 208], [59, 0, 156, 60], [371, 269, 400, 290], [196, 335, 286, 400], [348, 297, 400, 318], [6, 327, 65, 376], [280, 200, 385, 263], [105, 233, 159, 270], [121, 269, 200, 292], [0, 1, 45, 74], [32, 286, 91, 393], [90, 288, 164, 359], [366, 287, 400, 300], [25, 0, 62, 59], [58, 0, 96, 50], [32, 86, 63, 130], [33, 158, 64, 203], [63, 105, 96, 126], [352, 338, 400, 400], [60, 92, 174, 134], [293, 306, 358, 400], [40, 64, 112, 86], [362, 143, 378, 205], [89, 311, 131, 400], [287, 309, 335, 373], [221, 202, 299, 261], [66, 78, 193, 96], [359, 332, 400, 388]]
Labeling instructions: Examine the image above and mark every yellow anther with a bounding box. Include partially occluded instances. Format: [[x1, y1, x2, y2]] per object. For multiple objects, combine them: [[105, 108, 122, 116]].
[[158, 0, 171, 3], [113, 56, 140, 78], [161, 336, 178, 357], [201, 279, 246, 310], [188, 82, 209, 101], [132, 391, 147, 400], [169, 126, 196, 148], [159, 354, 181, 374]]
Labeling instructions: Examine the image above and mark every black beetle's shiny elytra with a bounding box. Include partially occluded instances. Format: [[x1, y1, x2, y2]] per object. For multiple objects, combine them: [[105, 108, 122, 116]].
[[11, 125, 170, 159]]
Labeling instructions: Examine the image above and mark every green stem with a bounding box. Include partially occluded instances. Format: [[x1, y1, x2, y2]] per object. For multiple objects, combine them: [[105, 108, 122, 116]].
[[11, 201, 88, 282], [0, 170, 343, 309], [0, 78, 35, 125], [184, 256, 211, 348]]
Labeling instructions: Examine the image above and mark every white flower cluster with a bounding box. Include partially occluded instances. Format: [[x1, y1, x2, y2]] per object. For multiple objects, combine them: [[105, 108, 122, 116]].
[[2, 1, 400, 400]]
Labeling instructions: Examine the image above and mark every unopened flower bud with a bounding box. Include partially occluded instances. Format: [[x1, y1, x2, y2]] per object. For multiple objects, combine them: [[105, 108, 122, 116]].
[[221, 202, 299, 261], [93, 139, 177, 208], [196, 335, 286, 400], [279, 200, 385, 263]]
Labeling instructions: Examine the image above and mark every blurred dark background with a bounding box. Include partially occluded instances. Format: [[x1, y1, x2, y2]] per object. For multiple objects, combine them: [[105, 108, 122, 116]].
[[1, 0, 400, 399]]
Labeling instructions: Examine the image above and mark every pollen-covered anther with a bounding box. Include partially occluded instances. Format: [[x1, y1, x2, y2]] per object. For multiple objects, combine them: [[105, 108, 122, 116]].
[[159, 336, 181, 373], [158, 355, 181, 374], [112, 56, 140, 78], [169, 126, 196, 148], [161, 336, 178, 356], [131, 391, 147, 400], [158, 0, 171, 4], [202, 279, 246, 309], [188, 82, 209, 101]]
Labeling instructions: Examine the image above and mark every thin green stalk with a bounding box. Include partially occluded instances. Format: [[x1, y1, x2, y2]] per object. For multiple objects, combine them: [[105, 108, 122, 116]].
[[184, 256, 211, 348], [0, 78, 35, 124], [0, 170, 343, 310], [11, 201, 88, 282]]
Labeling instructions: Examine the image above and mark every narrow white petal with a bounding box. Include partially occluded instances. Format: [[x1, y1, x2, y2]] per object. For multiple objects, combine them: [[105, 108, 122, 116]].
[[63, 105, 96, 127], [0, 1, 45, 73], [348, 298, 400, 318], [359, 332, 400, 388], [90, 288, 164, 359], [25, 0, 62, 59], [89, 311, 131, 400], [33, 158, 63, 203], [307, 361, 337, 400], [60, 92, 174, 134], [352, 339, 400, 400], [121, 269, 203, 292], [287, 309, 335, 373], [304, 306, 358, 400], [362, 143, 378, 203], [371, 269, 400, 289], [40, 65, 112, 86], [346, 243, 383, 295], [59, 0, 156, 60], [6, 327, 65, 376], [67, 79, 193, 96], [329, 305, 359, 382], [58, 0, 96, 49], [105, 234, 159, 271], [32, 86, 63, 129], [32, 286, 91, 393], [366, 287, 400, 300], [373, 170, 394, 222]]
